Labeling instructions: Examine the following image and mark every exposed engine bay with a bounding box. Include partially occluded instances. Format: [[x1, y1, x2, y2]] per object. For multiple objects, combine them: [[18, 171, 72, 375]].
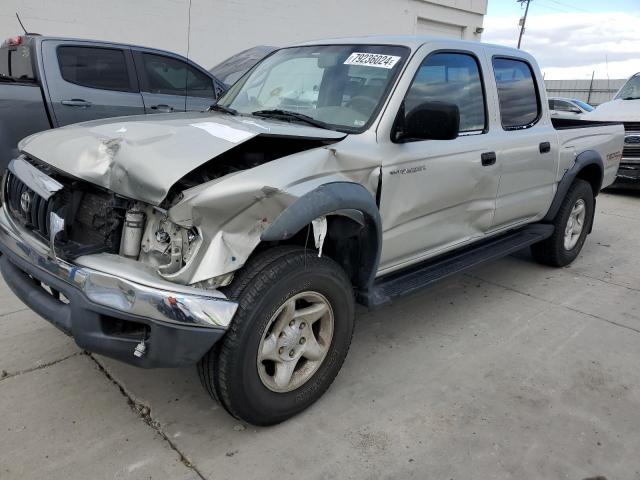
[[5, 161, 126, 258], [131, 204, 201, 276], [4, 157, 201, 280], [167, 134, 339, 200]]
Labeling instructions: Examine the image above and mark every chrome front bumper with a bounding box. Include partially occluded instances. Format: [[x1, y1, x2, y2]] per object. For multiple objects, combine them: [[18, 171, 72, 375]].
[[0, 205, 238, 329]]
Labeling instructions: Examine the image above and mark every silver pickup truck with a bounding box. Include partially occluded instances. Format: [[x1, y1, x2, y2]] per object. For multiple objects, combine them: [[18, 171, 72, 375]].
[[0, 36, 623, 425]]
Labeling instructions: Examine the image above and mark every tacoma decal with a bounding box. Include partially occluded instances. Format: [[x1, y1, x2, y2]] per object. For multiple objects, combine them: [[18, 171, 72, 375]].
[[389, 165, 426, 175]]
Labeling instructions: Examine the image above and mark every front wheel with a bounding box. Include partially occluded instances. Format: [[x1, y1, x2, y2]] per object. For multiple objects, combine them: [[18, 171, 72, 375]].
[[531, 179, 594, 267], [198, 246, 355, 426]]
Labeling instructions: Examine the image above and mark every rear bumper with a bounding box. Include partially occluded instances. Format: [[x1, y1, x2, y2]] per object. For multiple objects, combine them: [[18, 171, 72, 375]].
[[0, 207, 237, 368]]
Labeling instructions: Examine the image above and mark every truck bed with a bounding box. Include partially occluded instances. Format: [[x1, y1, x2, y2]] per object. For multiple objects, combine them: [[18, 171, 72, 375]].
[[552, 117, 621, 130], [554, 119, 624, 189]]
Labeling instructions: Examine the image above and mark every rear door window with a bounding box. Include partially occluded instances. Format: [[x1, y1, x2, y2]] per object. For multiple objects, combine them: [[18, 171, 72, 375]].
[[492, 57, 540, 129], [139, 53, 214, 98], [57, 46, 133, 92]]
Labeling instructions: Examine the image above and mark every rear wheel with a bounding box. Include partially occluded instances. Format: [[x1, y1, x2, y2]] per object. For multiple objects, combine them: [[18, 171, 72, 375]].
[[531, 179, 594, 267], [198, 246, 355, 426]]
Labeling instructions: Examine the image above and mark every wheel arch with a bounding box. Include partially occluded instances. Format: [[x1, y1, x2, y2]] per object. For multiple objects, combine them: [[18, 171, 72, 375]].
[[260, 182, 382, 296], [543, 149, 603, 222]]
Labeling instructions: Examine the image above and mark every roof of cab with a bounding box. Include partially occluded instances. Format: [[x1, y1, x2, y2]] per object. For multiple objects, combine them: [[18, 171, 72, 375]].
[[23, 34, 191, 57], [293, 34, 521, 55]]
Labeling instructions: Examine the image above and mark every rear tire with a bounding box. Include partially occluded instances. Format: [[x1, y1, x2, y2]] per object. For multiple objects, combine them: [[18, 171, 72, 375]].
[[198, 246, 355, 426], [531, 179, 594, 267]]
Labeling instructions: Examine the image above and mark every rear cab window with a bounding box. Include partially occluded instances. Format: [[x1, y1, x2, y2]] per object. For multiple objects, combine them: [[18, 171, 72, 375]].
[[492, 57, 541, 130], [57, 46, 134, 92], [0, 39, 36, 82]]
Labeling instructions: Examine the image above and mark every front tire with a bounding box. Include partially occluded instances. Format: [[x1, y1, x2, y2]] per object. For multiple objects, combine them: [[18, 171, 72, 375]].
[[198, 246, 355, 426], [531, 179, 594, 267]]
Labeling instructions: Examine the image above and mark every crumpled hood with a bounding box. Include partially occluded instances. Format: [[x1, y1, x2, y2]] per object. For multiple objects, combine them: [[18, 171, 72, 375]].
[[583, 99, 640, 122], [19, 111, 346, 205]]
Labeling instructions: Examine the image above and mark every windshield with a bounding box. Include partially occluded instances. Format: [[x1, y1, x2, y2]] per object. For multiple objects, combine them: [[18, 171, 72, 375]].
[[217, 44, 409, 132], [615, 75, 640, 100], [572, 100, 594, 112]]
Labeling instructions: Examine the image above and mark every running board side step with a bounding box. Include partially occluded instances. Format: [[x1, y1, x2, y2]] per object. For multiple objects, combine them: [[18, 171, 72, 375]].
[[361, 224, 554, 309]]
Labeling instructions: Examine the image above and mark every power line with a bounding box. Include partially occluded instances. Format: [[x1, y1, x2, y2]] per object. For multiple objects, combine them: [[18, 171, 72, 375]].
[[535, 1, 571, 13], [544, 0, 592, 13]]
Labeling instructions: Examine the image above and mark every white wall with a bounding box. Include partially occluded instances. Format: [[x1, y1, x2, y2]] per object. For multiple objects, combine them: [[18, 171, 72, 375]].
[[1, 0, 487, 70]]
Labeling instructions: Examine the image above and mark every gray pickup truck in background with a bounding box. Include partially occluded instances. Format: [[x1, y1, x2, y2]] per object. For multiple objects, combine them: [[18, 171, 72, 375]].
[[0, 34, 228, 170]]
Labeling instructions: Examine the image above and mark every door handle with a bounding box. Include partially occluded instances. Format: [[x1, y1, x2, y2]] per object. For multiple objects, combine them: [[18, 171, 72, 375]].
[[150, 104, 174, 113], [61, 99, 92, 108], [481, 151, 497, 166], [539, 142, 551, 153]]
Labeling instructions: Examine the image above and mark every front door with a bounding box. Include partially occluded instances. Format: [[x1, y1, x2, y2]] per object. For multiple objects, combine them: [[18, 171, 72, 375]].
[[134, 51, 218, 114], [378, 49, 500, 272]]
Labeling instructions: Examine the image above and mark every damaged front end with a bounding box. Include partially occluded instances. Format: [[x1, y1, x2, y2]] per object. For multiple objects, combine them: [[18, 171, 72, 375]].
[[0, 112, 381, 368], [0, 157, 240, 368], [5, 157, 204, 280], [6, 157, 126, 259], [8, 107, 384, 304]]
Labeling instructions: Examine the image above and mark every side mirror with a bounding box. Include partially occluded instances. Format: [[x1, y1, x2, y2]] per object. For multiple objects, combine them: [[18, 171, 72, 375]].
[[395, 101, 460, 142], [570, 108, 582, 114]]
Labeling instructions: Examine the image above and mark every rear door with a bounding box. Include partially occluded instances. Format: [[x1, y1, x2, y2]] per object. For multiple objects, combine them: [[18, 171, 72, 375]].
[[484, 54, 557, 229], [378, 45, 500, 271], [41, 40, 145, 126], [133, 51, 218, 113]]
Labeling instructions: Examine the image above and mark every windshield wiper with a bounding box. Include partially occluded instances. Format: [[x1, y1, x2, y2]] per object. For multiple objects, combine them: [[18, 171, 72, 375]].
[[252, 109, 330, 130], [0, 75, 17, 83], [208, 102, 237, 115], [622, 96, 640, 100]]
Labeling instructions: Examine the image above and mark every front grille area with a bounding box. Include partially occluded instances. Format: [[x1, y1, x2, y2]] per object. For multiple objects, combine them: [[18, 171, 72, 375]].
[[623, 122, 640, 160], [4, 158, 127, 258], [5, 170, 56, 241]]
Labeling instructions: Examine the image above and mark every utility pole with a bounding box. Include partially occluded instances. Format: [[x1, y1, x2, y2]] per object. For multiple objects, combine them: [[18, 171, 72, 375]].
[[517, 0, 531, 49], [587, 70, 595, 104]]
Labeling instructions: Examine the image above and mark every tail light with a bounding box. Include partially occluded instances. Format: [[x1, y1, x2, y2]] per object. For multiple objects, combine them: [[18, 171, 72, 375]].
[[1, 36, 23, 48]]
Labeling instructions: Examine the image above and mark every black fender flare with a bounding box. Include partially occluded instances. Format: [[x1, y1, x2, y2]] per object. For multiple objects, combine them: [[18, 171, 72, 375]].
[[543, 149, 603, 223], [261, 182, 382, 292]]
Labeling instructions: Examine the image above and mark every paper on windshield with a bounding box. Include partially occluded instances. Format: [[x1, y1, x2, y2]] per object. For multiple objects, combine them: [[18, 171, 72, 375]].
[[344, 53, 401, 69]]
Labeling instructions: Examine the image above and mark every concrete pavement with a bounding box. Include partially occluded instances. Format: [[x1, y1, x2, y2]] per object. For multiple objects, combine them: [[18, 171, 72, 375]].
[[1, 191, 639, 479]]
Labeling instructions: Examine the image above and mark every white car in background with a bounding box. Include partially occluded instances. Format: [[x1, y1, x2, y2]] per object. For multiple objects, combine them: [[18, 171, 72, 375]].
[[548, 97, 594, 119], [584, 73, 640, 187]]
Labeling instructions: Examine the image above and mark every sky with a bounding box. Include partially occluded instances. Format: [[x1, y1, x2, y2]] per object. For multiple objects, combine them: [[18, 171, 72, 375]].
[[482, 0, 640, 79]]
